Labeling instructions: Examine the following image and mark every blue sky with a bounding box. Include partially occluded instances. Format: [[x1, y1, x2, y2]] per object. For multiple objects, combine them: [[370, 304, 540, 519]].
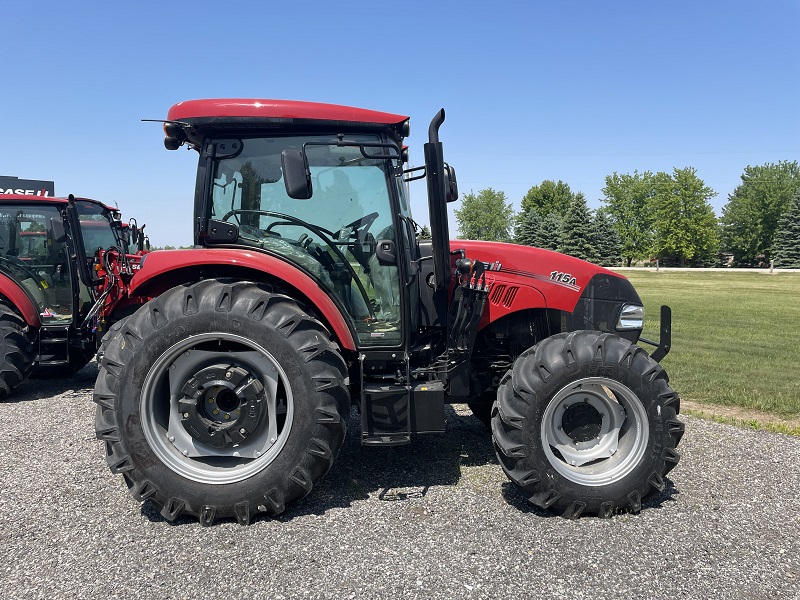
[[2, 0, 798, 247]]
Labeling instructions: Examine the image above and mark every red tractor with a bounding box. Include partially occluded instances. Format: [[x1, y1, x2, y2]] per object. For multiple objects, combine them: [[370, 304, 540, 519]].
[[0, 194, 145, 396], [93, 99, 682, 525]]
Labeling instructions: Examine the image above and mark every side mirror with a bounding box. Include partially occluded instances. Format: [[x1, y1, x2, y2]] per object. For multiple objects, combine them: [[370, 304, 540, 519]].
[[375, 238, 397, 266], [281, 149, 313, 199], [50, 218, 67, 244], [444, 164, 458, 203]]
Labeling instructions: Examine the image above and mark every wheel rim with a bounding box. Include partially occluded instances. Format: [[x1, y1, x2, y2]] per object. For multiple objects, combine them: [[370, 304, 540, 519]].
[[540, 377, 648, 486], [140, 332, 294, 485]]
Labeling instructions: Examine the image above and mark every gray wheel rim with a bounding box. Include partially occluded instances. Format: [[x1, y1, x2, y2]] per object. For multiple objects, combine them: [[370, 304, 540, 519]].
[[541, 376, 648, 486], [140, 332, 294, 485]]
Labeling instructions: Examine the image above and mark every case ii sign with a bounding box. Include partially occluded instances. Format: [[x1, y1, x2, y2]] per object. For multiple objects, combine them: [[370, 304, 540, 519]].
[[0, 176, 55, 196]]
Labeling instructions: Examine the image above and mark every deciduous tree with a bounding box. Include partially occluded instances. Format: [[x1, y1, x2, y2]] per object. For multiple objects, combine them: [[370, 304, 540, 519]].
[[651, 168, 719, 267], [601, 171, 656, 267], [720, 160, 800, 265], [454, 188, 514, 242], [520, 180, 576, 218]]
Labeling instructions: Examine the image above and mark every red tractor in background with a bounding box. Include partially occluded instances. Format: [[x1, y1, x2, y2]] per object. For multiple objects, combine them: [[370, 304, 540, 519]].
[[93, 99, 683, 525], [0, 194, 147, 396]]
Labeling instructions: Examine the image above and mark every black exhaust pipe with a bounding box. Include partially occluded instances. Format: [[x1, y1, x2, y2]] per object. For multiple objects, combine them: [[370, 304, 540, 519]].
[[424, 109, 451, 293]]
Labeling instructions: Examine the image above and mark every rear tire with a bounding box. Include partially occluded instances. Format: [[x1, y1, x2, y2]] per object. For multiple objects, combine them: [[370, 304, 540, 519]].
[[0, 302, 36, 399], [94, 280, 349, 525], [492, 331, 683, 518]]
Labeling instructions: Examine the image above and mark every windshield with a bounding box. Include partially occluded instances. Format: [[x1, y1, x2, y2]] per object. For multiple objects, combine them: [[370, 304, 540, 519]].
[[210, 135, 403, 346], [0, 204, 75, 324]]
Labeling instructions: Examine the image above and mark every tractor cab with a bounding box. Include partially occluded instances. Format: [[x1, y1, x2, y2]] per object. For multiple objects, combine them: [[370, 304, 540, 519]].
[[0, 194, 130, 378], [0, 200, 75, 324], [167, 100, 431, 351], [203, 135, 409, 347]]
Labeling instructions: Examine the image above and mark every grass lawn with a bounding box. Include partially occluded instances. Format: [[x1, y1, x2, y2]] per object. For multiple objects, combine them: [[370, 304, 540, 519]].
[[617, 270, 800, 422]]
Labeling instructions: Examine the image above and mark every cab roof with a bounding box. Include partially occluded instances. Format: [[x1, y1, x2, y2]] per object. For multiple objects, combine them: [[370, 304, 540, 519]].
[[0, 194, 115, 211], [168, 99, 409, 127]]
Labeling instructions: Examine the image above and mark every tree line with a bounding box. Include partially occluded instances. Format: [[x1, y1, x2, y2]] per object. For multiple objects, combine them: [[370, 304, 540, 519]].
[[453, 160, 800, 268]]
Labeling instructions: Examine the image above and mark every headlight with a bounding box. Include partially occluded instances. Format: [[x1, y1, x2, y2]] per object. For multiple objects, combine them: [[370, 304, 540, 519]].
[[617, 303, 644, 330]]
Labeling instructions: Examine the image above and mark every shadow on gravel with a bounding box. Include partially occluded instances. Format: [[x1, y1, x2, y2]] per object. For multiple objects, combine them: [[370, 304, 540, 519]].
[[138, 404, 502, 527], [281, 405, 501, 519], [8, 362, 99, 404]]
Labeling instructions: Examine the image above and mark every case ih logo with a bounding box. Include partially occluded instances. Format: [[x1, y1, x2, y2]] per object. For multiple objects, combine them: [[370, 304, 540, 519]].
[[0, 176, 55, 197]]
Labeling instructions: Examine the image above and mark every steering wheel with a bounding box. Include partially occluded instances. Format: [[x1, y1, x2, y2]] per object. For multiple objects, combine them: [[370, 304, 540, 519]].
[[221, 209, 338, 241], [336, 212, 380, 242], [220, 209, 375, 320]]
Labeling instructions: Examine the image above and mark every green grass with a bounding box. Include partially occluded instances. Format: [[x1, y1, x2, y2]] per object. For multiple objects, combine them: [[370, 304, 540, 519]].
[[618, 270, 800, 419]]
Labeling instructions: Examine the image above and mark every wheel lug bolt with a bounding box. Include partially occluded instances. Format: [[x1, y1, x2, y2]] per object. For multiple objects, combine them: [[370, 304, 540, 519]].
[[213, 409, 219, 415], [239, 428, 246, 435], [225, 371, 232, 379], [182, 412, 189, 418], [208, 398, 215, 404], [224, 414, 231, 420]]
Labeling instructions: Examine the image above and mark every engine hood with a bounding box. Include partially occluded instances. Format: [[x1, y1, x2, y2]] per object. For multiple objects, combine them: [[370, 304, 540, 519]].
[[452, 240, 638, 314]]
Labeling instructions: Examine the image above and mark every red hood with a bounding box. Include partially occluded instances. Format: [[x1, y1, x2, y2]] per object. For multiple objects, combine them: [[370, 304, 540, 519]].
[[452, 240, 628, 314]]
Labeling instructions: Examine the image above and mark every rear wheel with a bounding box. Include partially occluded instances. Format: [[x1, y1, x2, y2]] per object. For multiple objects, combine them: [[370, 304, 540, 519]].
[[493, 331, 683, 518], [94, 279, 349, 525], [0, 302, 36, 399]]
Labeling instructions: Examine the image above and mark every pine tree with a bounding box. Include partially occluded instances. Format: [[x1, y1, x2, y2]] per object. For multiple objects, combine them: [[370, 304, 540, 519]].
[[539, 212, 563, 251], [772, 191, 800, 268], [593, 210, 622, 266], [515, 207, 540, 246], [557, 194, 597, 263], [515, 207, 554, 249]]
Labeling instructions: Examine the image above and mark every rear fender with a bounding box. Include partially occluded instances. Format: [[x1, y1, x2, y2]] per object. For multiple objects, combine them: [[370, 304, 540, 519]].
[[124, 249, 357, 351], [0, 272, 42, 327]]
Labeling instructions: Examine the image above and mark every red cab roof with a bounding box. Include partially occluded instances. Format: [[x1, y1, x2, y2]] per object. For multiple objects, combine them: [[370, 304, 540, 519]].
[[167, 99, 409, 127], [0, 194, 115, 211]]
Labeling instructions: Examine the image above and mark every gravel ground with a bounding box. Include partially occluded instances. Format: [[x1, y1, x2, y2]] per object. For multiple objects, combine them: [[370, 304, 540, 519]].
[[1, 364, 799, 600]]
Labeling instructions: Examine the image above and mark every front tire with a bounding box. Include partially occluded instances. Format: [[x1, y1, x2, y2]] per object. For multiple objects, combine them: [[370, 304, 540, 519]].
[[94, 280, 349, 525], [492, 331, 683, 518]]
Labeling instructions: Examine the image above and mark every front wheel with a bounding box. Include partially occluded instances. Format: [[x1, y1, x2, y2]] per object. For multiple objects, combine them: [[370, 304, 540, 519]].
[[492, 331, 683, 518], [94, 280, 349, 525]]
